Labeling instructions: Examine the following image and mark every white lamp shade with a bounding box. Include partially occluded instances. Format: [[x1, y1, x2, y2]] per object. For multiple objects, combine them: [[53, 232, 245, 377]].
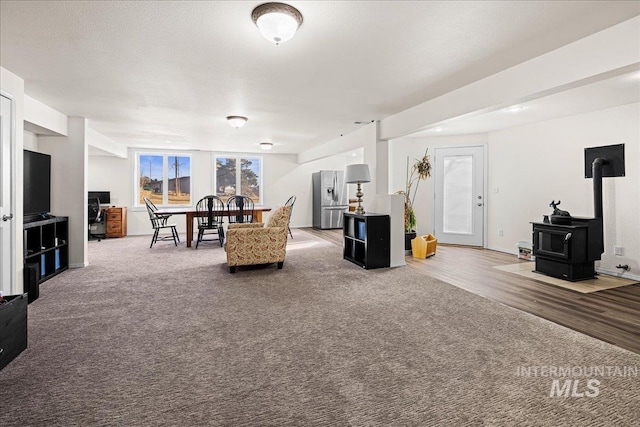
[[252, 3, 303, 45], [345, 164, 371, 183]]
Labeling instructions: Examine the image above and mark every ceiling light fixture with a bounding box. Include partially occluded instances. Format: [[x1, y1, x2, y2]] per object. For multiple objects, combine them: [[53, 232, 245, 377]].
[[227, 116, 248, 128], [431, 126, 444, 132], [260, 142, 273, 150], [505, 105, 526, 113], [251, 2, 303, 45]]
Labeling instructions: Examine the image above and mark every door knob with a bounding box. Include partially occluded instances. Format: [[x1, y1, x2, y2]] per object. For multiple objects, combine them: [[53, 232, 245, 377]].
[[2, 214, 14, 221]]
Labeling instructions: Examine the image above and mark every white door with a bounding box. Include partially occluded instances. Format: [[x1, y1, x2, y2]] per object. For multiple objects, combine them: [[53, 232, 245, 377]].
[[1, 93, 16, 295], [434, 146, 485, 246]]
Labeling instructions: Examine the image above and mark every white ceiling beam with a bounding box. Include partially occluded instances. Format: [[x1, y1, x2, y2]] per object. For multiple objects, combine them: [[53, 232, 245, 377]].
[[24, 94, 68, 136], [379, 16, 640, 141]]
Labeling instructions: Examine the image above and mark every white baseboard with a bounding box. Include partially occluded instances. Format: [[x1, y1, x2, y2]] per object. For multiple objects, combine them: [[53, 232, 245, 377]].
[[596, 268, 640, 281]]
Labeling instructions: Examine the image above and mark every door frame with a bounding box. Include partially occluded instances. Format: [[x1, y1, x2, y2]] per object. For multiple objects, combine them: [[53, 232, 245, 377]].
[[432, 144, 488, 248], [1, 90, 17, 296]]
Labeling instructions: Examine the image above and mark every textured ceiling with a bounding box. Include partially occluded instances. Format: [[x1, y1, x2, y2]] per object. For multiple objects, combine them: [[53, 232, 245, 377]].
[[1, 1, 639, 154]]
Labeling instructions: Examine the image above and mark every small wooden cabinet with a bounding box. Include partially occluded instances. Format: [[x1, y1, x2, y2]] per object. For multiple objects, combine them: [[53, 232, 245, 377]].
[[343, 212, 390, 269], [105, 207, 127, 238]]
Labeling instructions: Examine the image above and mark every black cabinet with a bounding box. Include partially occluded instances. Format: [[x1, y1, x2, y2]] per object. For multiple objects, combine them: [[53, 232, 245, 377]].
[[0, 294, 28, 370], [343, 213, 390, 269], [23, 216, 69, 287]]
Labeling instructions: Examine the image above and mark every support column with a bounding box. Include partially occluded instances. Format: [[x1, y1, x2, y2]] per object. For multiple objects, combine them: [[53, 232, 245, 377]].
[[40, 117, 88, 267]]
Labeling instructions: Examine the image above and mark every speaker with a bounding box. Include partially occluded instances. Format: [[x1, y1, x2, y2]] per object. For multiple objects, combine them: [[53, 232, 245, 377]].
[[23, 262, 40, 304]]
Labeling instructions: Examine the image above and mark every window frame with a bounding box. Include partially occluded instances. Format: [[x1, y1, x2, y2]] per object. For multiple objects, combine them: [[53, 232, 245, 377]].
[[214, 154, 264, 205], [134, 151, 193, 208]]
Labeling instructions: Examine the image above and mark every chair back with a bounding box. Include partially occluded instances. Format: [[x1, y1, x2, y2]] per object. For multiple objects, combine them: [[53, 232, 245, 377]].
[[196, 195, 225, 229], [285, 195, 296, 208], [144, 197, 159, 213], [88, 197, 102, 224], [227, 195, 255, 224], [144, 197, 163, 229]]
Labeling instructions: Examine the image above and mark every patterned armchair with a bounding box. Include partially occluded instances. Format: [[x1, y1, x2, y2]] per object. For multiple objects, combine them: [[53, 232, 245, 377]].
[[225, 205, 292, 273]]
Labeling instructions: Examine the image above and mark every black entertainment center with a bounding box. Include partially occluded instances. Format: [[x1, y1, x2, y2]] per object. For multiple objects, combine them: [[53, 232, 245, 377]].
[[22, 150, 69, 302]]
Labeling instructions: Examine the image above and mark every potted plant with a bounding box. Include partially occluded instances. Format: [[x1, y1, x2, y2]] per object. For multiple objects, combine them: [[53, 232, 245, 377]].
[[397, 149, 432, 250]]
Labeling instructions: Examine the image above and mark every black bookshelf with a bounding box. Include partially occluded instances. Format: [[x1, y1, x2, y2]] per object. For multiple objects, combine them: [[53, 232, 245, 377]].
[[23, 216, 69, 284], [343, 212, 390, 269]]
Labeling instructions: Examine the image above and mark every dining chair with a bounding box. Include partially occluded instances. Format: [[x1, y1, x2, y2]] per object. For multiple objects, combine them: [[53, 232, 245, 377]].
[[143, 197, 173, 226], [284, 195, 296, 238], [144, 197, 180, 248], [195, 195, 225, 248], [227, 195, 255, 224]]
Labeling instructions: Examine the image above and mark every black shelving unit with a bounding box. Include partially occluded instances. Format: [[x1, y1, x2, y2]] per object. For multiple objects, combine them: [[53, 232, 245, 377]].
[[23, 216, 69, 284], [343, 212, 390, 269]]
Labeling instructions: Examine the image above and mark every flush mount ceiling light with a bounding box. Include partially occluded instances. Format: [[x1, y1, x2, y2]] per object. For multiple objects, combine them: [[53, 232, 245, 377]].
[[227, 116, 248, 128], [260, 142, 273, 150], [251, 2, 303, 45]]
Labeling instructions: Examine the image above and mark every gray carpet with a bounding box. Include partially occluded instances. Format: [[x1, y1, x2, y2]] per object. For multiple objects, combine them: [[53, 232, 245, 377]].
[[1, 230, 638, 426]]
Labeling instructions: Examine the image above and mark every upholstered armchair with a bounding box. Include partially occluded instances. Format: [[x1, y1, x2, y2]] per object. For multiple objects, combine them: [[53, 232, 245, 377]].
[[225, 205, 291, 273]]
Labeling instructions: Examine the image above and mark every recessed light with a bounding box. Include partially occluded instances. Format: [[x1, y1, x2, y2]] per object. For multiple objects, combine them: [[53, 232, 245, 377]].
[[504, 105, 526, 113], [260, 142, 273, 150], [430, 126, 444, 132]]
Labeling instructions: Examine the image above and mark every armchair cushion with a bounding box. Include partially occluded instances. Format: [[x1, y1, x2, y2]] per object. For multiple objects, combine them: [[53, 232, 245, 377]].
[[225, 206, 291, 270]]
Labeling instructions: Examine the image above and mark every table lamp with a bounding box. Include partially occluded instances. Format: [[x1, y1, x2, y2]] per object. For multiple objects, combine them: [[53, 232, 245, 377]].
[[345, 164, 371, 214]]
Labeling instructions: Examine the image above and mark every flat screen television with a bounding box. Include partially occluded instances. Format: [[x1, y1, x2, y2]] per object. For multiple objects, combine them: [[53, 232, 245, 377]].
[[88, 191, 111, 205], [23, 150, 51, 220]]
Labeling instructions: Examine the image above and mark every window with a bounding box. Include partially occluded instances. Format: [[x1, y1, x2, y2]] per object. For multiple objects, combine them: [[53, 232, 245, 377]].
[[215, 155, 262, 204], [136, 153, 192, 206]]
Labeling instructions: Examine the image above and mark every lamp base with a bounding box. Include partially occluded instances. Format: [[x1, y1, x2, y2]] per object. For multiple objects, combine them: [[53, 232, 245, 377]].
[[355, 183, 365, 214]]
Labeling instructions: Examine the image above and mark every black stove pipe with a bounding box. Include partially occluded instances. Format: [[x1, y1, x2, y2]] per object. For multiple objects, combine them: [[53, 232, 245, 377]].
[[592, 157, 608, 255], [592, 157, 608, 219]]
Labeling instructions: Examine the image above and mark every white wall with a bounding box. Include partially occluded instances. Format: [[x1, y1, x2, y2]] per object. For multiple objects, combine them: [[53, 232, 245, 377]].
[[390, 133, 488, 236], [391, 103, 639, 275], [89, 149, 354, 236], [23, 130, 38, 151], [488, 103, 639, 275], [40, 118, 89, 267]]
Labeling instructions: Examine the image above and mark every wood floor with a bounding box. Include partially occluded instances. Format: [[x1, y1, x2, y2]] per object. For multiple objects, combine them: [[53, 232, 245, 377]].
[[303, 228, 640, 354]]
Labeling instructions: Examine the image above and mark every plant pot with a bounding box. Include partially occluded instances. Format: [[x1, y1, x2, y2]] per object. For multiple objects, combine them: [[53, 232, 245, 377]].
[[405, 231, 416, 251]]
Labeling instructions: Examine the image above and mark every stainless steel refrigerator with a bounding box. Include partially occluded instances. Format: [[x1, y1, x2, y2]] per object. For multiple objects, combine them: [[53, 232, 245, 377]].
[[312, 170, 348, 229]]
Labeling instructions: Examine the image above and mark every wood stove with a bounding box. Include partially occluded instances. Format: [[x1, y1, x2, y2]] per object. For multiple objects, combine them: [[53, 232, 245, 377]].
[[532, 218, 602, 281], [531, 143, 624, 282]]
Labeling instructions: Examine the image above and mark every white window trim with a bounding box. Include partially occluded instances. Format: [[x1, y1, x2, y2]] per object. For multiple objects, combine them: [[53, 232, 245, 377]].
[[134, 151, 193, 208], [214, 154, 264, 205]]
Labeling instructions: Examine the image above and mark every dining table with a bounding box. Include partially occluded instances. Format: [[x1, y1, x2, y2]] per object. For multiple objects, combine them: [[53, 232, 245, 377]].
[[155, 206, 272, 248]]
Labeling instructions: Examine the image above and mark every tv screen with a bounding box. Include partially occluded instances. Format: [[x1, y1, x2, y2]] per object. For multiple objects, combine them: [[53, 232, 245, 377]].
[[88, 191, 111, 205], [23, 150, 51, 217]]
